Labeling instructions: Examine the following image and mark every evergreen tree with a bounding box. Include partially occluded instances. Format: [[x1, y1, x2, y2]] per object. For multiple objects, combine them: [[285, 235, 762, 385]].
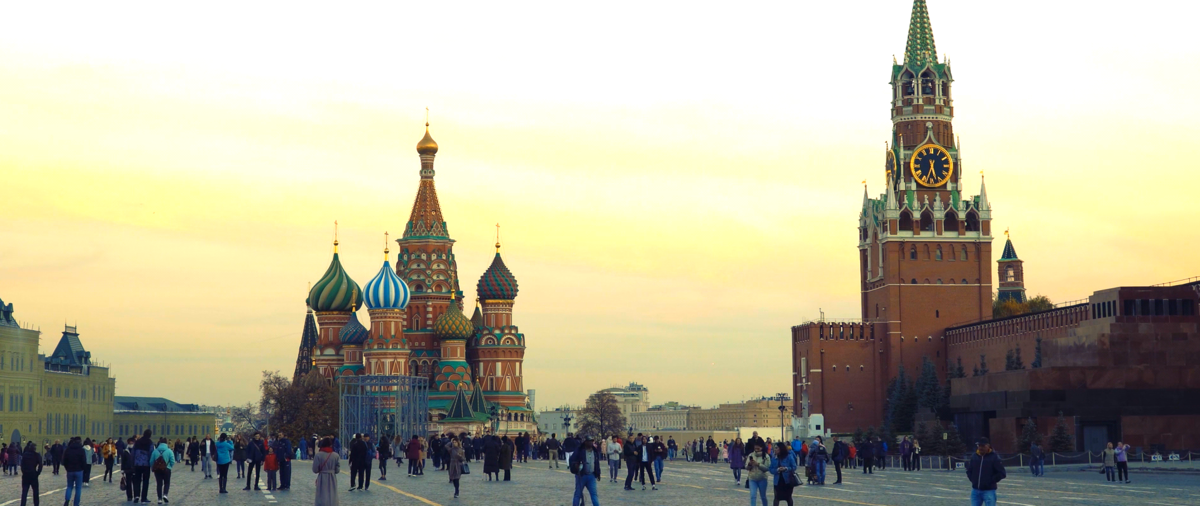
[[919, 422, 945, 456], [972, 364, 980, 377], [1013, 345, 1025, 370], [942, 423, 969, 457], [1017, 417, 1042, 452], [865, 426, 877, 443], [1048, 412, 1074, 452], [953, 357, 966, 379], [978, 354, 989, 375], [853, 427, 865, 445], [1032, 337, 1043, 368], [1004, 349, 1015, 371], [886, 366, 918, 433], [915, 356, 943, 412]]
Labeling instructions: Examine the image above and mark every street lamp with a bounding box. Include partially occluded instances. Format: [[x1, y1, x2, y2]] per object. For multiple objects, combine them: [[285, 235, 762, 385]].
[[489, 405, 500, 435], [562, 409, 573, 435], [776, 392, 790, 441]]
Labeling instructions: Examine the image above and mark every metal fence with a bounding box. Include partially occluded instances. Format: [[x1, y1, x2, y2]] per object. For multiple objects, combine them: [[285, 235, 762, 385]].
[[338, 375, 429, 454], [860, 450, 1199, 471]]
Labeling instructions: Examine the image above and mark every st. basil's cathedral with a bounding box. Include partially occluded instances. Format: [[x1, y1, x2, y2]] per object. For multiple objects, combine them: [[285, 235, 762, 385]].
[[292, 121, 534, 435]]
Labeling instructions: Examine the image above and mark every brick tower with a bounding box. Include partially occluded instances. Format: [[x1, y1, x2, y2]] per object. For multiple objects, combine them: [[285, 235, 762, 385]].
[[396, 120, 462, 385], [472, 240, 527, 408], [861, 0, 992, 397], [364, 239, 413, 376], [996, 232, 1026, 303], [307, 237, 363, 380]]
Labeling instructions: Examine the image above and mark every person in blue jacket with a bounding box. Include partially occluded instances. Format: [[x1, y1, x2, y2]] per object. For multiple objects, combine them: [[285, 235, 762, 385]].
[[769, 442, 797, 506], [966, 437, 1006, 506], [214, 434, 235, 493]]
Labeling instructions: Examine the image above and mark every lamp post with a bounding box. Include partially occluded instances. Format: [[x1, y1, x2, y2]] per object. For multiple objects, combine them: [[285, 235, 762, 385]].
[[776, 392, 790, 441], [489, 405, 500, 435], [562, 408, 573, 435]]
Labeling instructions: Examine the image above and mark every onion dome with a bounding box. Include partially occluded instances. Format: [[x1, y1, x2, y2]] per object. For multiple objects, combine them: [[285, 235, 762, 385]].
[[364, 246, 410, 310], [308, 246, 363, 313], [434, 298, 474, 341], [339, 311, 369, 345], [476, 251, 518, 300], [470, 301, 483, 331], [416, 123, 438, 156], [299, 369, 328, 390]]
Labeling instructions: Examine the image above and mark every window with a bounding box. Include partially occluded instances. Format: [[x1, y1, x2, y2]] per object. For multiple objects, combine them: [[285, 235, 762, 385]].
[[1005, 266, 1015, 282], [937, 279, 943, 284], [900, 211, 914, 233], [909, 246, 917, 260], [920, 211, 935, 232], [961, 246, 968, 261], [944, 211, 959, 234], [911, 279, 917, 284], [935, 247, 943, 261], [962, 279, 968, 285], [965, 212, 980, 232]]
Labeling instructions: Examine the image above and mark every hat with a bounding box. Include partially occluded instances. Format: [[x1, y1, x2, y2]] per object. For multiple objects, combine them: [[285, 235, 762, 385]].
[[975, 437, 990, 445]]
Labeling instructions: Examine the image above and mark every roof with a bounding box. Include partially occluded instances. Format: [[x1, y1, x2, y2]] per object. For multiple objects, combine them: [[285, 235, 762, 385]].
[[338, 312, 369, 345], [468, 381, 491, 415], [308, 251, 363, 312], [903, 0, 937, 67], [364, 259, 410, 310], [999, 238, 1020, 261], [403, 179, 450, 239], [477, 252, 519, 300], [46, 327, 90, 368], [113, 396, 209, 413], [0, 296, 16, 327], [444, 388, 489, 422], [294, 309, 319, 379]]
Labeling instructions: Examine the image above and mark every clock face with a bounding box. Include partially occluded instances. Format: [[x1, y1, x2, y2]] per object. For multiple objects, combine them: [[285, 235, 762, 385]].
[[910, 144, 954, 187]]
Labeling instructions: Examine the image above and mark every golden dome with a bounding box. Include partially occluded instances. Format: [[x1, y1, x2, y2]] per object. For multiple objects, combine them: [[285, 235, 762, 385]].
[[416, 123, 438, 156]]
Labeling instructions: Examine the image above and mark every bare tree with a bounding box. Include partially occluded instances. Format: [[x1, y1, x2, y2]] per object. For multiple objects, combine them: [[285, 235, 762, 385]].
[[576, 391, 627, 439]]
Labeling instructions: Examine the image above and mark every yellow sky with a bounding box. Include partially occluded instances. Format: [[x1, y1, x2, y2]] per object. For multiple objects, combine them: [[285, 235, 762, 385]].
[[2, 1, 1198, 409]]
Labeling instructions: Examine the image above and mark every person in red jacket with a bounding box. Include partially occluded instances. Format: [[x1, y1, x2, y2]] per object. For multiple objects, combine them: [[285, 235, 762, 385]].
[[405, 436, 423, 477], [264, 448, 279, 492]]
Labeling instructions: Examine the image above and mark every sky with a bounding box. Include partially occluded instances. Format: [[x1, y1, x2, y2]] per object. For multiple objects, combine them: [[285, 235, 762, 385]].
[[2, 1, 1198, 410]]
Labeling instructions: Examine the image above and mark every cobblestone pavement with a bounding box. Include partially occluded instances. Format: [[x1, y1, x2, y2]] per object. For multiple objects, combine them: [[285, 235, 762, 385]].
[[5, 459, 1200, 506]]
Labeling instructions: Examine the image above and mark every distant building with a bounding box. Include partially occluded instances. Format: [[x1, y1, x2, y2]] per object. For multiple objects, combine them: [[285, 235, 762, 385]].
[[688, 398, 791, 432], [537, 406, 581, 436], [113, 397, 215, 440], [598, 382, 650, 418], [629, 403, 691, 431]]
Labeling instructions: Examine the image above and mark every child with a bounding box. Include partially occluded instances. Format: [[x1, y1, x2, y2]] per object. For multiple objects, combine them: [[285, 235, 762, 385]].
[[264, 447, 279, 492]]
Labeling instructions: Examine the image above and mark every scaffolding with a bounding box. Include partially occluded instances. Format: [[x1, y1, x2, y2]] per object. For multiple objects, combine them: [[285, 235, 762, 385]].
[[338, 375, 429, 450]]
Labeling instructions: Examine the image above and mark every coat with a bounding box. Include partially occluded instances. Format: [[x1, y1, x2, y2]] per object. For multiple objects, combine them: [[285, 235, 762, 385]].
[[312, 450, 340, 506], [499, 439, 514, 471], [150, 443, 177, 471], [447, 446, 464, 481], [215, 440, 234, 465], [744, 450, 771, 482], [483, 438, 500, 474], [728, 443, 745, 469], [187, 441, 200, 460], [405, 439, 422, 460], [247, 438, 266, 463], [769, 452, 797, 488], [966, 450, 1006, 491], [22, 448, 43, 476], [62, 441, 88, 473]]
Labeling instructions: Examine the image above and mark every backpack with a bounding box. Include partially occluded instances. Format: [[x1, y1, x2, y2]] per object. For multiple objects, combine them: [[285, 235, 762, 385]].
[[152, 453, 167, 473], [568, 450, 584, 475]]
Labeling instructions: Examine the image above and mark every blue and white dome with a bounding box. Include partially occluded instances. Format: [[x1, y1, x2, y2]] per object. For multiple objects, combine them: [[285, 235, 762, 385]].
[[364, 259, 410, 310]]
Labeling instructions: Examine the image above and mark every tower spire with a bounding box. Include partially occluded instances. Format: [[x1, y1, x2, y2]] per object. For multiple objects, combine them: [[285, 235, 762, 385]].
[[495, 223, 501, 253], [406, 117, 449, 239], [903, 0, 938, 67]]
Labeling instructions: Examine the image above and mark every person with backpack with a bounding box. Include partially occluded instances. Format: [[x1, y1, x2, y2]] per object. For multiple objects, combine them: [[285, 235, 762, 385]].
[[214, 433, 235, 494], [20, 442, 43, 506], [770, 442, 798, 506], [132, 430, 155, 503], [810, 437, 830, 485], [62, 438, 87, 506], [569, 437, 602, 506], [966, 437, 1006, 506], [150, 437, 176, 504], [830, 436, 848, 484], [119, 438, 134, 502]]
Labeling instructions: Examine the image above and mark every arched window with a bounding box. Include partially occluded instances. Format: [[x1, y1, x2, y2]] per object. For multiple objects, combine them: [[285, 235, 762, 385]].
[[962, 279, 968, 285], [937, 279, 943, 284], [1005, 266, 1015, 282], [911, 279, 917, 285], [965, 211, 980, 232], [909, 246, 917, 260], [935, 246, 943, 261], [960, 246, 968, 261], [944, 211, 960, 233], [924, 278, 931, 284], [899, 210, 914, 233], [920, 211, 935, 233]]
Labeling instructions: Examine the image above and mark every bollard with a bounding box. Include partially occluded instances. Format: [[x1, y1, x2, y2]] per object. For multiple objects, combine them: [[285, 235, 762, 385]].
[[1019, 454, 1023, 468], [1052, 453, 1056, 466]]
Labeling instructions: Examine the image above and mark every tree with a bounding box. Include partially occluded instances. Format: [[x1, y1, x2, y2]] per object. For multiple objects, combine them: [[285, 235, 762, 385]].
[[915, 357, 944, 413], [576, 391, 626, 439], [917, 421, 944, 456], [952, 357, 967, 379], [884, 366, 918, 433], [1017, 418, 1042, 452], [1048, 412, 1074, 452], [1013, 346, 1024, 370], [852, 427, 865, 445], [1031, 338, 1043, 368], [1027, 295, 1053, 312], [865, 426, 877, 443], [993, 294, 1054, 318], [942, 423, 969, 457], [258, 369, 337, 444], [1004, 349, 1015, 371], [978, 354, 989, 376]]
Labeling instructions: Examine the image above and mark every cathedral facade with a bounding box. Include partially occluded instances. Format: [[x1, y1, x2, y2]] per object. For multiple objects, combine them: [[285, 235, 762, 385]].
[[295, 122, 534, 435]]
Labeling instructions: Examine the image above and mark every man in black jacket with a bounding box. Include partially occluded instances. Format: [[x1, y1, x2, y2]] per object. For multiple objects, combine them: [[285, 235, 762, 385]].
[[966, 437, 1006, 506], [569, 438, 602, 506], [50, 441, 64, 476], [21, 442, 43, 506], [120, 438, 135, 502], [621, 437, 639, 491], [273, 433, 293, 490], [830, 436, 848, 484], [62, 438, 88, 506], [244, 432, 264, 491], [857, 439, 874, 474], [131, 431, 155, 503]]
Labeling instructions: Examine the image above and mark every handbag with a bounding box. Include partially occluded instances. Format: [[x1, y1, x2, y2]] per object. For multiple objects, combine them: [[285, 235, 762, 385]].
[[460, 462, 470, 475], [787, 469, 802, 487], [119, 474, 127, 491]]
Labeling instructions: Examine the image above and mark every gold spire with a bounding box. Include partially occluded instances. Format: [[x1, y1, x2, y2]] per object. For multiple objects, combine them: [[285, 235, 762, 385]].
[[416, 108, 438, 156], [333, 220, 339, 253], [384, 231, 390, 259], [495, 223, 501, 252]]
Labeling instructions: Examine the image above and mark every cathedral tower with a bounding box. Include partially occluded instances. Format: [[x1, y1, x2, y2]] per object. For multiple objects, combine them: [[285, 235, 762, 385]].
[[996, 232, 1026, 303], [397, 120, 462, 384], [364, 238, 413, 376], [307, 237, 363, 380], [292, 306, 318, 382], [472, 240, 527, 408], [862, 0, 992, 387]]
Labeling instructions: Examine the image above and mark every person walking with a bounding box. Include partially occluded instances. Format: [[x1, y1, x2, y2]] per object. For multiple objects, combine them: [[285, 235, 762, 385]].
[[858, 438, 874, 474], [1029, 442, 1044, 477], [966, 437, 1006, 506], [185, 438, 199, 473], [650, 436, 667, 483], [244, 432, 265, 491], [62, 438, 87, 506], [405, 436, 422, 477], [50, 440, 63, 476], [562, 433, 580, 465], [830, 436, 847, 484], [359, 434, 374, 490], [150, 437, 176, 504], [637, 435, 657, 491], [264, 447, 279, 492], [770, 442, 797, 506], [809, 437, 829, 485], [745, 442, 770, 506], [21, 442, 43, 506], [376, 435, 391, 481], [132, 430, 155, 504], [214, 434, 234, 494], [173, 439, 184, 464], [102, 438, 117, 483], [119, 438, 134, 502], [546, 434, 561, 469], [900, 436, 913, 471], [232, 436, 245, 479], [1101, 442, 1117, 482], [500, 435, 514, 482], [622, 435, 639, 491], [346, 434, 362, 491], [1115, 442, 1130, 483], [570, 437, 602, 506], [447, 438, 464, 499], [274, 433, 293, 491], [80, 439, 94, 488], [200, 435, 214, 479], [312, 437, 340, 506], [605, 437, 622, 483], [483, 435, 501, 482], [729, 438, 745, 485]]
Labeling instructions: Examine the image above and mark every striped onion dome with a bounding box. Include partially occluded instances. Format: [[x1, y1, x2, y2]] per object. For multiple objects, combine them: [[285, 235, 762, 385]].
[[476, 252, 518, 300], [308, 250, 363, 312], [339, 311, 369, 345], [434, 299, 474, 341], [364, 259, 410, 310]]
